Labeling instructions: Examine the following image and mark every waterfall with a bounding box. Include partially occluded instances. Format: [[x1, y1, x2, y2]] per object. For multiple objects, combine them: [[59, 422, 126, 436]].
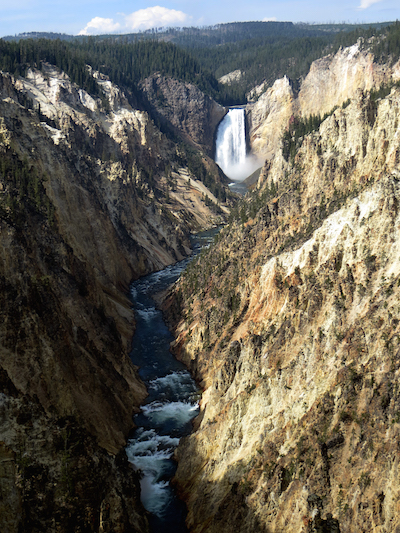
[[215, 108, 246, 179], [215, 108, 261, 182]]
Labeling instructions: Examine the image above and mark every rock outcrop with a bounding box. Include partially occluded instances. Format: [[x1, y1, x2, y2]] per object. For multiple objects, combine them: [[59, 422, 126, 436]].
[[139, 73, 226, 155], [248, 42, 400, 159], [166, 81, 400, 532], [219, 70, 243, 85], [0, 63, 232, 532]]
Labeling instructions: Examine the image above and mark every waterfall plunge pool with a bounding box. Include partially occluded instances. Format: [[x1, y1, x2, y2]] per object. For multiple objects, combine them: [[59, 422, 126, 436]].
[[126, 229, 218, 533]]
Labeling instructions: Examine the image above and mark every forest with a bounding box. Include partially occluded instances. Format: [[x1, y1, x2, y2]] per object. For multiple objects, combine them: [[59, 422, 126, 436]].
[[182, 20, 400, 96], [0, 37, 243, 105], [1, 20, 400, 107]]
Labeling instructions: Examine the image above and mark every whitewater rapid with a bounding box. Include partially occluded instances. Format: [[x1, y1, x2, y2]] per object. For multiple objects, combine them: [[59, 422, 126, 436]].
[[126, 230, 217, 533]]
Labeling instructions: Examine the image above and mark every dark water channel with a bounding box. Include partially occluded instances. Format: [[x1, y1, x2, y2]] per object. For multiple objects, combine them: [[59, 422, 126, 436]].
[[126, 229, 218, 533], [229, 180, 248, 195]]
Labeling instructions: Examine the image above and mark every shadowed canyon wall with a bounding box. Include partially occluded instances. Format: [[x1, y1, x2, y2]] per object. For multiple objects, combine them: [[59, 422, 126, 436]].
[[0, 63, 231, 532], [139, 73, 227, 156]]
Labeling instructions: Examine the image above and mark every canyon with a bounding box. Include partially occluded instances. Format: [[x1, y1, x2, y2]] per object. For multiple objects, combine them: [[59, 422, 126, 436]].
[[1, 30, 400, 533], [166, 43, 400, 532], [0, 61, 231, 531]]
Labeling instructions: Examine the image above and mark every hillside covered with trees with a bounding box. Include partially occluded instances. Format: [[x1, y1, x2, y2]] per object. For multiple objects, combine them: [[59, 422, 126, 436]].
[[2, 20, 400, 106], [0, 37, 243, 105]]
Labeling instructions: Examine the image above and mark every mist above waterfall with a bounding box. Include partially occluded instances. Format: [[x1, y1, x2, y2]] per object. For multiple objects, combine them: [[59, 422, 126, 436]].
[[215, 108, 262, 181]]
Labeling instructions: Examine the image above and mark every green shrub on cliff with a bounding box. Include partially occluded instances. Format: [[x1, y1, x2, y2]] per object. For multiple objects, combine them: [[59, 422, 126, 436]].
[[0, 148, 55, 226]]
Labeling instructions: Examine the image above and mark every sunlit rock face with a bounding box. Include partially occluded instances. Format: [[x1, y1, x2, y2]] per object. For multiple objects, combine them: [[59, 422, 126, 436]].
[[247, 75, 295, 159], [0, 63, 231, 532], [166, 83, 400, 533], [248, 42, 399, 160]]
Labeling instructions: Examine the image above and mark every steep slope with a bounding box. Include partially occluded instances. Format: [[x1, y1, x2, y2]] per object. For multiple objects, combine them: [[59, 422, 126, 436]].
[[0, 63, 232, 532], [166, 85, 400, 532], [248, 41, 400, 159], [139, 73, 226, 156]]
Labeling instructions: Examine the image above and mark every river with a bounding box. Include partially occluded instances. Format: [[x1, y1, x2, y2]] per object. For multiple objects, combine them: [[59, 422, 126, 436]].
[[125, 229, 218, 533]]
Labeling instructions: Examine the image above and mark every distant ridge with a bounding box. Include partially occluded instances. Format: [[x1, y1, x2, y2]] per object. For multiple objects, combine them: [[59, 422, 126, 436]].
[[2, 31, 75, 41], [2, 20, 393, 44], [1, 21, 398, 101]]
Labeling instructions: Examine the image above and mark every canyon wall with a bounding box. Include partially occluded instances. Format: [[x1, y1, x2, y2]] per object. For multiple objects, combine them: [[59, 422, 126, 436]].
[[0, 64, 231, 532], [140, 73, 226, 155], [248, 42, 400, 159], [167, 78, 400, 532]]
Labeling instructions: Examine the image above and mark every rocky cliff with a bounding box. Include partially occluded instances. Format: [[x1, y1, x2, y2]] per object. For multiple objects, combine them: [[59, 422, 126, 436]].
[[139, 73, 227, 156], [0, 62, 232, 532], [248, 42, 400, 159], [166, 77, 400, 532]]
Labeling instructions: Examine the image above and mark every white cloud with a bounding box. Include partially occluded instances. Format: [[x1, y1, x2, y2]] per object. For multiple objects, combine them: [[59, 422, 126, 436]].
[[124, 6, 190, 32], [358, 0, 383, 9], [263, 17, 277, 22], [78, 6, 190, 36], [79, 17, 120, 36]]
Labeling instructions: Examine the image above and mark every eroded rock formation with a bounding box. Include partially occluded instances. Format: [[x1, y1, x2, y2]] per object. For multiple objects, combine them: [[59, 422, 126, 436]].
[[166, 78, 400, 532], [0, 63, 231, 532], [248, 42, 400, 159]]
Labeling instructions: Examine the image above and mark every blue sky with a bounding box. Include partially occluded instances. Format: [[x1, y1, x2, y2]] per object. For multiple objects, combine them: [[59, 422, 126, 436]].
[[0, 0, 399, 38]]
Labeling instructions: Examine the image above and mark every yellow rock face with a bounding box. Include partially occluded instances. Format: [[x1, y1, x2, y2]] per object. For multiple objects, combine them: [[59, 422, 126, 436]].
[[167, 79, 400, 533], [248, 43, 398, 161]]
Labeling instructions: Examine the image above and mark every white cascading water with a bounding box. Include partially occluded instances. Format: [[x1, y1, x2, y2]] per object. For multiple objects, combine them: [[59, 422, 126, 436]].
[[215, 108, 247, 179], [215, 108, 261, 183]]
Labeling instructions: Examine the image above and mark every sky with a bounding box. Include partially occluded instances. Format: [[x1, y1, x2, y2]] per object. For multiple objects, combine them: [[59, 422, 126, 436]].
[[0, 0, 399, 38]]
